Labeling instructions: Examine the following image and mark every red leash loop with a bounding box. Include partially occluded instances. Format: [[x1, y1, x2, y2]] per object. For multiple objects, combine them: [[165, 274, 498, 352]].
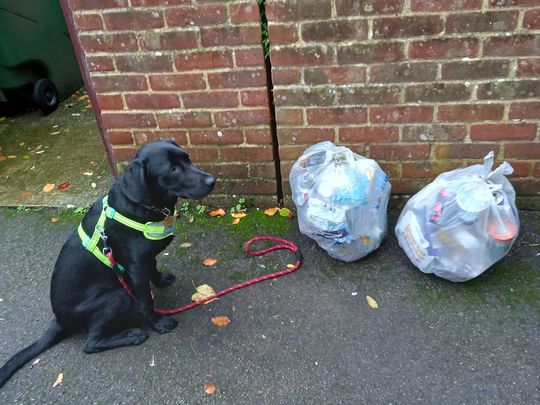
[[152, 236, 302, 315]]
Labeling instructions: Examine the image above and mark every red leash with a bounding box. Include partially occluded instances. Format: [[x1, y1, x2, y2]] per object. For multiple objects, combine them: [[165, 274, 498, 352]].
[[117, 236, 302, 315]]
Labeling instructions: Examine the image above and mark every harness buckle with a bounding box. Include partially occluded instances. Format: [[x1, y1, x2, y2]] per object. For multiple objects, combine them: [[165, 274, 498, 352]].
[[105, 206, 116, 219]]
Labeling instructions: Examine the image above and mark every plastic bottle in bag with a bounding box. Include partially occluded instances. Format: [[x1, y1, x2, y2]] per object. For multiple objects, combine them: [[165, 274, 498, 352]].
[[395, 151, 519, 282], [290, 142, 391, 262]]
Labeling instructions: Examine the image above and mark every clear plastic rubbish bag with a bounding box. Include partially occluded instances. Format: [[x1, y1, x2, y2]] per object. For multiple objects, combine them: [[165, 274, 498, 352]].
[[290, 141, 391, 262], [395, 151, 519, 282]]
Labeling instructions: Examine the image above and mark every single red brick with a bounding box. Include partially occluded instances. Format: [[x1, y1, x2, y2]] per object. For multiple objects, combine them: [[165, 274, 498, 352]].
[[174, 51, 233, 71], [182, 91, 239, 109], [370, 106, 433, 123], [79, 33, 138, 53], [411, 0, 481, 11], [125, 94, 180, 110], [231, 2, 260, 24], [86, 56, 114, 72], [148, 73, 205, 91], [524, 9, 540, 29], [235, 48, 265, 67], [278, 128, 335, 144], [131, 0, 190, 5], [220, 147, 274, 162], [509, 101, 540, 119], [112, 147, 138, 162], [441, 60, 510, 80], [249, 164, 276, 179], [370, 144, 430, 160], [139, 31, 197, 51], [241, 90, 269, 107], [271, 69, 301, 85], [74, 13, 103, 31], [279, 145, 319, 161], [378, 162, 400, 179], [245, 128, 273, 144], [67, 0, 128, 10], [103, 10, 164, 30], [270, 46, 332, 67], [133, 131, 188, 146], [406, 83, 471, 102], [276, 108, 304, 126], [484, 35, 540, 57], [336, 0, 404, 15], [402, 125, 466, 141], [115, 54, 173, 73], [471, 123, 537, 140], [402, 161, 464, 178], [165, 4, 227, 27], [477, 80, 540, 100], [409, 38, 479, 59], [488, 0, 539, 6], [102, 113, 156, 129], [304, 66, 366, 85], [157, 112, 212, 129], [96, 94, 123, 110], [504, 143, 540, 159], [511, 179, 540, 195], [370, 62, 437, 83], [107, 131, 133, 145], [198, 163, 249, 179], [208, 69, 266, 89], [339, 126, 399, 142], [434, 143, 499, 159], [307, 107, 368, 125], [438, 104, 504, 121], [267, 23, 299, 45], [190, 130, 243, 145], [274, 88, 336, 107], [338, 42, 404, 64], [266, 0, 332, 20], [373, 16, 443, 38], [302, 19, 368, 42], [517, 58, 540, 77], [93, 75, 147, 92], [533, 162, 540, 177], [215, 109, 270, 127], [201, 26, 262, 47], [338, 86, 401, 105], [446, 11, 518, 34]]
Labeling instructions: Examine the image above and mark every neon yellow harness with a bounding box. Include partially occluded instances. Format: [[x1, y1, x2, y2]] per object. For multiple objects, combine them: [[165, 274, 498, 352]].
[[78, 196, 177, 270]]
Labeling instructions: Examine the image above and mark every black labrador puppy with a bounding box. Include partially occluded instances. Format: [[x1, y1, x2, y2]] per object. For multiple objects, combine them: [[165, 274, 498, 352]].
[[0, 140, 215, 388]]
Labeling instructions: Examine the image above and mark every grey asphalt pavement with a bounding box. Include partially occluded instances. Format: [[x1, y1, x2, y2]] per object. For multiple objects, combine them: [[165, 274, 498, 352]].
[[0, 207, 538, 404]]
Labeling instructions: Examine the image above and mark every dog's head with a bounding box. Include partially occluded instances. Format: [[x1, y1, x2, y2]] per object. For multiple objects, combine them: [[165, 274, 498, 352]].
[[119, 140, 215, 205]]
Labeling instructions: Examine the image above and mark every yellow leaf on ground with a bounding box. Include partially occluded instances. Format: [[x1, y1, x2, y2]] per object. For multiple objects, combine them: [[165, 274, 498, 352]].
[[366, 295, 378, 309], [202, 258, 217, 266], [264, 207, 279, 216], [52, 372, 64, 388], [43, 183, 55, 192], [231, 211, 246, 219], [279, 208, 293, 218], [286, 263, 295, 269], [7, 155, 16, 159], [211, 316, 231, 328], [210, 208, 226, 217], [204, 383, 217, 395], [179, 242, 192, 248], [51, 217, 59, 223], [231, 218, 240, 225], [191, 284, 217, 304]]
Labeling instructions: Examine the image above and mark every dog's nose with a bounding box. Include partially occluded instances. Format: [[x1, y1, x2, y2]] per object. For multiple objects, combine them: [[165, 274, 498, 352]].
[[204, 175, 216, 188]]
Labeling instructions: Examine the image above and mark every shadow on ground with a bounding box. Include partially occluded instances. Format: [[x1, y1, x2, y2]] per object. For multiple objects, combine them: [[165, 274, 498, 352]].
[[0, 207, 538, 403], [0, 91, 112, 207]]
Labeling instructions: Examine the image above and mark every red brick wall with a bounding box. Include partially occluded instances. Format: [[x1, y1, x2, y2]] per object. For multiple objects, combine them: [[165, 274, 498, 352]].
[[62, 0, 275, 198], [62, 0, 540, 201], [267, 0, 540, 195]]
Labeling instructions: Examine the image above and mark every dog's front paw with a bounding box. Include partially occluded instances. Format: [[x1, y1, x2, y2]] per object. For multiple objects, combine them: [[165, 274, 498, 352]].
[[152, 315, 178, 334], [152, 272, 176, 288]]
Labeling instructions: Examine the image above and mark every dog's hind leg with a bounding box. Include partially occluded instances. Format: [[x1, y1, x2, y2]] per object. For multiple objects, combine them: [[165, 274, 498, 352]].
[[150, 268, 176, 288], [83, 290, 149, 354]]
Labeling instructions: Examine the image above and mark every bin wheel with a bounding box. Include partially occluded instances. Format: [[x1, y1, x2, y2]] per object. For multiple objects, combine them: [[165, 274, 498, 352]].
[[33, 79, 58, 114]]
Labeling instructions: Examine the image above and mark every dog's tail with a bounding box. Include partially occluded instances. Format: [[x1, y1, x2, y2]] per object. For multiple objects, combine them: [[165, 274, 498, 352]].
[[0, 319, 66, 389]]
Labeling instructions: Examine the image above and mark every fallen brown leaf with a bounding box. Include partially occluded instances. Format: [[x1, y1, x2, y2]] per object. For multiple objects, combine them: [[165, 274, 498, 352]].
[[210, 208, 226, 217], [366, 295, 378, 309], [21, 192, 32, 199], [52, 372, 64, 388], [264, 207, 279, 216], [51, 217, 59, 223], [231, 218, 240, 225], [0, 156, 6, 161], [231, 211, 246, 219], [202, 258, 217, 267], [179, 242, 192, 248], [58, 181, 71, 190], [43, 183, 55, 193], [191, 284, 217, 304], [211, 316, 231, 328], [204, 383, 217, 395]]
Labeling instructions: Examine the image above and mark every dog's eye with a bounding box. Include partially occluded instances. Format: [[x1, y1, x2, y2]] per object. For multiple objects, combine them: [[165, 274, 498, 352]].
[[170, 166, 181, 174]]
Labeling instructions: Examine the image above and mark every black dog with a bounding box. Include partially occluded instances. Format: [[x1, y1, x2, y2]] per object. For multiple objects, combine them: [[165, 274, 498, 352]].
[[0, 140, 215, 388]]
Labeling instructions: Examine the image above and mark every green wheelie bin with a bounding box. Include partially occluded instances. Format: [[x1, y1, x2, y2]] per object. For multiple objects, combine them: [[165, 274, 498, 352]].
[[0, 1, 83, 113]]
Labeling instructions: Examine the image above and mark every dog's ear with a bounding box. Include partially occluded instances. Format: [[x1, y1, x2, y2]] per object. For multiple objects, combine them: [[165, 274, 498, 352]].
[[164, 139, 180, 148], [118, 158, 151, 204]]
